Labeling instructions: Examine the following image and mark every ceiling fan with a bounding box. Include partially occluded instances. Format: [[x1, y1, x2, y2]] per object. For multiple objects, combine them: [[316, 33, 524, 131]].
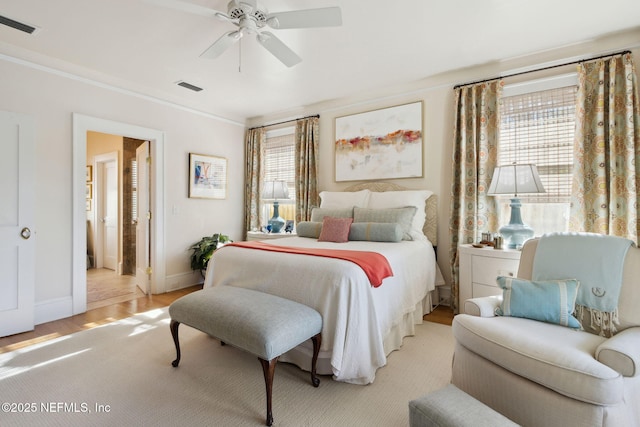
[[151, 0, 342, 67]]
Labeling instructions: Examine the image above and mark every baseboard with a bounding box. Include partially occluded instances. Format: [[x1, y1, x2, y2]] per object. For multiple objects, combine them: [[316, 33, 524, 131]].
[[35, 296, 73, 325], [164, 271, 202, 292]]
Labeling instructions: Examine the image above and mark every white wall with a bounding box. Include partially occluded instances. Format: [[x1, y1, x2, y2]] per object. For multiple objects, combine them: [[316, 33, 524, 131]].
[[0, 57, 245, 323], [248, 28, 640, 288], [2, 27, 639, 323]]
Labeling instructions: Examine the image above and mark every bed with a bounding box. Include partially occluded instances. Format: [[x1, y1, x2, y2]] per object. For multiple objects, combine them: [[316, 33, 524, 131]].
[[203, 182, 442, 385]]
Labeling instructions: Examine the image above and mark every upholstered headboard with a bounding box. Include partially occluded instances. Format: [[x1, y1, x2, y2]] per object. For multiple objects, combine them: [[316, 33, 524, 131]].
[[343, 182, 438, 246]]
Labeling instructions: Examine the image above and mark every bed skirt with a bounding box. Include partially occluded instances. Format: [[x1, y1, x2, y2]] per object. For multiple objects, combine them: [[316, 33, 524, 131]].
[[278, 290, 434, 385]]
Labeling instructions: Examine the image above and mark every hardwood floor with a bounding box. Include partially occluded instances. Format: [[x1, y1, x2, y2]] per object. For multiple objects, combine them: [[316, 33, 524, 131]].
[[0, 278, 202, 354], [1, 277, 452, 354], [424, 305, 454, 326]]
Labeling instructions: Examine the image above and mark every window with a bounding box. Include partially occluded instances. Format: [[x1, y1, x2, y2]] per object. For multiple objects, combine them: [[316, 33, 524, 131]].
[[262, 127, 295, 227], [497, 75, 577, 235]]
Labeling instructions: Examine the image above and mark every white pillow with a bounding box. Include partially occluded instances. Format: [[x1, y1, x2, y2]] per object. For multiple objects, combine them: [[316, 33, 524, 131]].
[[367, 190, 433, 240], [319, 189, 370, 209]]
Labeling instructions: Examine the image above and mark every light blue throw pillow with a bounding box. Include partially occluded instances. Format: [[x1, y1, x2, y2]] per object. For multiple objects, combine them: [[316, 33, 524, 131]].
[[296, 221, 322, 238], [495, 276, 581, 328], [348, 222, 403, 242], [310, 207, 353, 222], [353, 206, 417, 240]]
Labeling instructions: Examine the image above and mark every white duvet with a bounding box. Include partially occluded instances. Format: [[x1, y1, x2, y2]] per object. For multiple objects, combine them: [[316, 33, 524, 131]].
[[203, 236, 437, 384]]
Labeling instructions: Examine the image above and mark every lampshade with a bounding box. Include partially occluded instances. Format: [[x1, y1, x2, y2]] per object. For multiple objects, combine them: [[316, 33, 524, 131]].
[[488, 163, 545, 249], [487, 163, 545, 196], [261, 180, 289, 200]]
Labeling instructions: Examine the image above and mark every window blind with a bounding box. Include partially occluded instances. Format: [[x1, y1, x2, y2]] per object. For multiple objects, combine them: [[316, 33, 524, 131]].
[[263, 129, 295, 202], [498, 85, 576, 203]]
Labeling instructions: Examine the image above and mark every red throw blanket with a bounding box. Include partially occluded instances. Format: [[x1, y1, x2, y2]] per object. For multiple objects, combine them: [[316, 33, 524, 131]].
[[223, 241, 393, 287]]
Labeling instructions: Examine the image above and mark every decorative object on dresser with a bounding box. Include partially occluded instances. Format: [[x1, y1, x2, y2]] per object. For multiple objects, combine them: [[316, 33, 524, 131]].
[[334, 101, 423, 182], [458, 244, 521, 314], [487, 163, 545, 249], [262, 180, 289, 233]]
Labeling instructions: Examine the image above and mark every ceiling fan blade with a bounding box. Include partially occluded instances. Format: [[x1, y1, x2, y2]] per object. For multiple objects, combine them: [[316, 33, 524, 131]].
[[144, 0, 227, 19], [200, 31, 241, 59], [266, 7, 342, 29], [256, 32, 302, 67]]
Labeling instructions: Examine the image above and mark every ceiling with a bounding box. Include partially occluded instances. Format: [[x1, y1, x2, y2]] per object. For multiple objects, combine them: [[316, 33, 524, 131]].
[[1, 0, 640, 124]]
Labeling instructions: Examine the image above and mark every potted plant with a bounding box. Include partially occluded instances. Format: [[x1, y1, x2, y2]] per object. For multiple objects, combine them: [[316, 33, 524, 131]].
[[189, 233, 232, 278]]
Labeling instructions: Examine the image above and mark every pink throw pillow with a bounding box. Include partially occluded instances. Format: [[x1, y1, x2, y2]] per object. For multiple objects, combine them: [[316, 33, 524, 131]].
[[318, 216, 353, 243]]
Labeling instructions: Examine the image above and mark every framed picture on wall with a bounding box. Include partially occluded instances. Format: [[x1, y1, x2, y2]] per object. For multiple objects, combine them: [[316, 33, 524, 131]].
[[86, 183, 92, 199], [188, 153, 227, 199], [334, 101, 423, 182], [86, 165, 93, 182]]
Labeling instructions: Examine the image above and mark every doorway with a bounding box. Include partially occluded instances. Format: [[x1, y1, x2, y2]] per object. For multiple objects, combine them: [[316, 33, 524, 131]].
[[72, 114, 166, 315], [86, 134, 147, 308]]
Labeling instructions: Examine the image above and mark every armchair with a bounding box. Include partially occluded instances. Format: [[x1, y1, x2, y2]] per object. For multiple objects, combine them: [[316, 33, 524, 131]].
[[452, 237, 640, 427]]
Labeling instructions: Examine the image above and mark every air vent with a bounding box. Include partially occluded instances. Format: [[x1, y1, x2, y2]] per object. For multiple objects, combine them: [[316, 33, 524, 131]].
[[176, 81, 203, 92], [0, 15, 39, 35]]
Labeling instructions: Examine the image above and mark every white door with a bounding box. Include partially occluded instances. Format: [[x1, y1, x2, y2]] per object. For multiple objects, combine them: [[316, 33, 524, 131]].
[[0, 111, 35, 337], [135, 142, 150, 294], [102, 160, 118, 271]]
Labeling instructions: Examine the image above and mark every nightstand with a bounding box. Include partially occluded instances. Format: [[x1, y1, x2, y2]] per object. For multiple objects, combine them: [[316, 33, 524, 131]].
[[246, 231, 297, 241], [458, 244, 522, 314]]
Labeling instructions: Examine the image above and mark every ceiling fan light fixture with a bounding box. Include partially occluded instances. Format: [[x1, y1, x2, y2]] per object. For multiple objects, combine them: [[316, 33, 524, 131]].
[[265, 16, 279, 28], [154, 0, 342, 67]]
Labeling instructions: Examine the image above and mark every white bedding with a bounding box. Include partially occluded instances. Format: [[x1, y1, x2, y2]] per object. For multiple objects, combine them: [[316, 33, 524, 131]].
[[203, 236, 437, 384]]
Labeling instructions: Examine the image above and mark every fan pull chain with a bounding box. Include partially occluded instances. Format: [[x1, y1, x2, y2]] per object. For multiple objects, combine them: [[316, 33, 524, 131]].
[[238, 38, 242, 73]]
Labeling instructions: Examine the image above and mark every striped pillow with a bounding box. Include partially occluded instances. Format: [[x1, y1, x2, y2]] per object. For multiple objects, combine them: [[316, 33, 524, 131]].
[[495, 276, 581, 328]]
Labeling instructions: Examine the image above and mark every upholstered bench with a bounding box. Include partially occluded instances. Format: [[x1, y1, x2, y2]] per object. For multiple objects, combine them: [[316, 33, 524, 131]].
[[409, 384, 519, 427], [169, 285, 323, 426]]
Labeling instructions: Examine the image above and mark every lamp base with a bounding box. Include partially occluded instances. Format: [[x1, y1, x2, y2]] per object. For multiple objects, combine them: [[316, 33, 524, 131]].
[[500, 197, 534, 249], [268, 200, 285, 233], [499, 223, 534, 249], [269, 216, 285, 233]]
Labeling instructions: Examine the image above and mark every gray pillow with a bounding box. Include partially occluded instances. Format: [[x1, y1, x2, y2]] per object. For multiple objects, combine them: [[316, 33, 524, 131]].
[[353, 206, 417, 240], [310, 207, 353, 222], [348, 223, 403, 242], [296, 221, 322, 238]]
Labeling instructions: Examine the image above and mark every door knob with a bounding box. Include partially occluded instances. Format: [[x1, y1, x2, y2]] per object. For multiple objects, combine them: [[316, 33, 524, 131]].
[[21, 227, 31, 240]]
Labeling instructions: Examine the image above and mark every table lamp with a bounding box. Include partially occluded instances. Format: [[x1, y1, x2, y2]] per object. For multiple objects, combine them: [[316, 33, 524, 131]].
[[487, 163, 545, 249], [261, 180, 289, 233]]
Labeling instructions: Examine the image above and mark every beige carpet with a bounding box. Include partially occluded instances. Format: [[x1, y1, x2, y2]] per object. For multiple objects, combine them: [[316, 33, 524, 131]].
[[0, 308, 453, 426]]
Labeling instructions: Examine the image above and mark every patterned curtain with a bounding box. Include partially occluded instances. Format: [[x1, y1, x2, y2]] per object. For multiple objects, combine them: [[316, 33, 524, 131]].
[[243, 127, 265, 238], [294, 117, 320, 223], [569, 53, 640, 245], [449, 80, 502, 312]]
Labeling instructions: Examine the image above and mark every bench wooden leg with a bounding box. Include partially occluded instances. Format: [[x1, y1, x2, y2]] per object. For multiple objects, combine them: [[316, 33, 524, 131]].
[[310, 333, 322, 387], [170, 320, 181, 367], [259, 357, 278, 426]]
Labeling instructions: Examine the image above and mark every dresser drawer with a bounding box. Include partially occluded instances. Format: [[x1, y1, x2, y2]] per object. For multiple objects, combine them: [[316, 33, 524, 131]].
[[471, 255, 520, 286], [472, 282, 503, 298]]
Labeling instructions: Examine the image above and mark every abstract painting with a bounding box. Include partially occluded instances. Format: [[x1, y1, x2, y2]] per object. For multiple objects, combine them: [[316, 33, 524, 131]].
[[335, 101, 423, 182]]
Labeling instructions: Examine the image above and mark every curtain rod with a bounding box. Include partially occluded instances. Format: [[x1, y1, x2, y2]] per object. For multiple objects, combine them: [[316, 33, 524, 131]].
[[453, 50, 632, 89], [249, 114, 320, 130]]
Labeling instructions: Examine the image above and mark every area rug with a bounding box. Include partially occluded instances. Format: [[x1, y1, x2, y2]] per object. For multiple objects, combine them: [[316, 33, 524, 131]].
[[0, 308, 453, 426]]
